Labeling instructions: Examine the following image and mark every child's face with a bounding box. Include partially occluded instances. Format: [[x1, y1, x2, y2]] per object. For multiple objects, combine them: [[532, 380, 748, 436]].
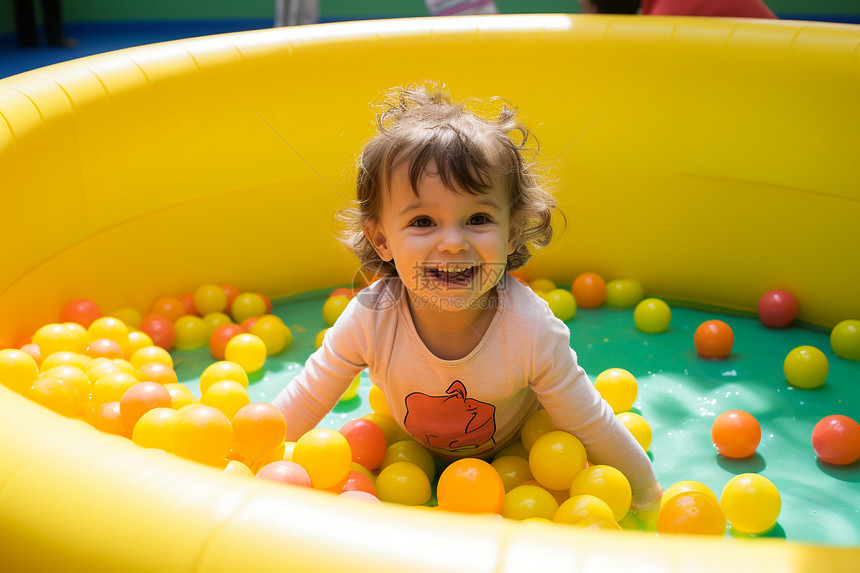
[[366, 161, 514, 312]]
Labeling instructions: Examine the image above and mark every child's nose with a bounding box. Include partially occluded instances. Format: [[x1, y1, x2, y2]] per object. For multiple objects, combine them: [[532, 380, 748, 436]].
[[437, 226, 469, 253]]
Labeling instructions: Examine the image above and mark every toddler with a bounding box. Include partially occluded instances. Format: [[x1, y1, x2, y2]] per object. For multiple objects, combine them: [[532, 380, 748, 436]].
[[273, 83, 662, 508]]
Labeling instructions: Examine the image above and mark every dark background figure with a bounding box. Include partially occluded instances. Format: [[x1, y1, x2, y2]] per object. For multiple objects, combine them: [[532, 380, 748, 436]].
[[579, 0, 776, 18], [14, 0, 77, 48]]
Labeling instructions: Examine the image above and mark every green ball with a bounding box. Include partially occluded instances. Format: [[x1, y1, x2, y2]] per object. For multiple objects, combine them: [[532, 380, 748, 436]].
[[605, 279, 644, 307], [830, 319, 860, 361], [634, 298, 671, 334], [545, 288, 577, 321], [783, 345, 828, 389]]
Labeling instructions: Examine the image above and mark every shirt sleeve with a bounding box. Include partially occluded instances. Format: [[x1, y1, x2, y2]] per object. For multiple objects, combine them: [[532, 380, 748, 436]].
[[529, 312, 663, 506], [271, 298, 369, 441]]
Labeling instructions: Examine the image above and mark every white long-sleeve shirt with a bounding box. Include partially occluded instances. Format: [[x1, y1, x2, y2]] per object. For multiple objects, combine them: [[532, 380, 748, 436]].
[[273, 274, 661, 503]]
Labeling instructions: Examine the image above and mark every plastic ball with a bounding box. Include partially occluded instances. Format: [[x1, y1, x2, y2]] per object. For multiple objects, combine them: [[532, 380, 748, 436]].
[[139, 314, 176, 350], [545, 289, 577, 321], [223, 460, 255, 478], [830, 319, 860, 361], [502, 484, 559, 521], [594, 367, 638, 413], [221, 284, 241, 309], [361, 413, 400, 446], [249, 314, 292, 355], [126, 331, 154, 357], [202, 312, 233, 333], [339, 490, 380, 503], [164, 383, 196, 409], [119, 381, 172, 436], [656, 491, 726, 536], [520, 409, 558, 451], [719, 473, 781, 535], [91, 371, 138, 408], [209, 323, 246, 360], [758, 289, 797, 328], [554, 494, 616, 525], [224, 333, 267, 373], [108, 308, 142, 330], [783, 345, 828, 389], [491, 455, 533, 492], [137, 361, 178, 386], [375, 461, 431, 506], [85, 338, 124, 360], [694, 319, 734, 359], [178, 293, 198, 316], [329, 470, 378, 497], [40, 365, 90, 413], [328, 287, 355, 300], [0, 348, 39, 394], [322, 295, 350, 327], [132, 407, 178, 450], [605, 279, 644, 308], [529, 278, 556, 294], [40, 351, 86, 371], [293, 428, 352, 489], [493, 440, 529, 461], [60, 298, 102, 328], [339, 418, 387, 471], [573, 517, 623, 531], [33, 323, 84, 355], [616, 411, 652, 451], [173, 315, 209, 351], [28, 377, 79, 417], [529, 431, 587, 491], [315, 328, 328, 349], [130, 345, 174, 369], [437, 458, 505, 514], [256, 461, 313, 488], [572, 272, 606, 308], [634, 298, 672, 334], [569, 464, 632, 521], [711, 410, 761, 458], [87, 401, 125, 435], [368, 383, 391, 416], [661, 480, 718, 510], [380, 440, 435, 481], [232, 402, 288, 466], [170, 405, 233, 466], [148, 297, 186, 323], [812, 414, 860, 465], [230, 292, 267, 323], [339, 374, 361, 402], [250, 441, 287, 474], [193, 284, 228, 315], [201, 379, 250, 420]]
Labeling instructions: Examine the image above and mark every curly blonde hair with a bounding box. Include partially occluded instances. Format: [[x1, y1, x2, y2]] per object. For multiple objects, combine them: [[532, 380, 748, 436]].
[[339, 82, 561, 279]]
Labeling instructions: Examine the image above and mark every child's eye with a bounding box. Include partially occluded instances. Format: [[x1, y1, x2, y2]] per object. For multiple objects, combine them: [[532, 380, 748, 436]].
[[468, 214, 492, 225], [410, 217, 433, 228]]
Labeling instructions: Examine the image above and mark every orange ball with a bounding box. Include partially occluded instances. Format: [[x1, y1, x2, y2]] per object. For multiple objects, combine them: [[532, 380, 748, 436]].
[[88, 401, 125, 436], [571, 272, 607, 308], [148, 296, 187, 323], [232, 402, 288, 467], [171, 405, 233, 466], [711, 410, 761, 458], [436, 458, 505, 514], [85, 338, 124, 360], [694, 319, 734, 359], [120, 381, 173, 437], [137, 361, 179, 386], [657, 491, 726, 536], [140, 314, 176, 350], [60, 298, 102, 328]]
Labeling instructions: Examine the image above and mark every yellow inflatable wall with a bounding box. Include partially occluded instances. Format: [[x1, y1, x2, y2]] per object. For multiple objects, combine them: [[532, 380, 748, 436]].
[[1, 14, 859, 571]]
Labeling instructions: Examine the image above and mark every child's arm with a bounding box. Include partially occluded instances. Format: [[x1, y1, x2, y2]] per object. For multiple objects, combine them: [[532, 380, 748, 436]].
[[531, 320, 663, 509], [272, 302, 368, 441]]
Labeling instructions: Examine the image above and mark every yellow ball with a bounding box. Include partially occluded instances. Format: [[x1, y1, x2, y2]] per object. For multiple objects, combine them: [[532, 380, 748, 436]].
[[224, 459, 255, 478], [520, 409, 558, 451], [502, 484, 559, 521], [201, 379, 250, 420], [126, 331, 154, 357], [529, 278, 556, 294], [493, 440, 529, 460], [173, 315, 209, 351], [199, 361, 249, 394], [292, 428, 352, 489], [375, 461, 431, 506], [368, 383, 391, 416], [634, 298, 671, 334], [573, 516, 623, 531], [605, 279, 644, 307], [491, 455, 534, 492], [381, 439, 435, 481], [783, 345, 828, 389], [616, 411, 652, 451], [224, 333, 267, 373], [202, 312, 233, 333], [830, 319, 860, 361], [322, 295, 350, 327], [529, 431, 587, 491], [108, 308, 142, 330], [230, 292, 267, 323], [594, 368, 638, 413], [249, 314, 292, 355], [40, 351, 87, 371], [720, 473, 781, 535], [86, 317, 130, 353], [339, 374, 361, 402], [193, 284, 228, 315], [554, 494, 616, 525], [163, 383, 196, 409], [91, 371, 138, 407], [545, 288, 577, 321], [33, 323, 84, 355], [40, 365, 90, 414], [130, 345, 174, 369], [315, 328, 328, 349], [0, 348, 39, 394], [132, 407, 179, 450], [569, 464, 632, 521], [170, 405, 233, 466]]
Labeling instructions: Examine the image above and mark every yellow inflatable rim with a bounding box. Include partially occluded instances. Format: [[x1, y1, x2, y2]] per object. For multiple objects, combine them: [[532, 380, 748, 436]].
[[1, 15, 859, 572]]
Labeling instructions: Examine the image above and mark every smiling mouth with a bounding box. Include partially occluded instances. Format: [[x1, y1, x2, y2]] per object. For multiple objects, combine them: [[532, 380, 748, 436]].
[[426, 265, 477, 288]]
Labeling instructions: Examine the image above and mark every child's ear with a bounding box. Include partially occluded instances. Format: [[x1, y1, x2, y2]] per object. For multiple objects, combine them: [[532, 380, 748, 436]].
[[364, 223, 392, 261], [507, 225, 518, 255]]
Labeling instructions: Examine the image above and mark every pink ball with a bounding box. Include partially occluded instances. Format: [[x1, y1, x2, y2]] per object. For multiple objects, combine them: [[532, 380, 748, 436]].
[[256, 461, 312, 488], [758, 289, 797, 328]]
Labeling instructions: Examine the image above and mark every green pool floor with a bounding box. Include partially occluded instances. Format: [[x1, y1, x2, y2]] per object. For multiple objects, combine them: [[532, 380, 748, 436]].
[[172, 287, 860, 546]]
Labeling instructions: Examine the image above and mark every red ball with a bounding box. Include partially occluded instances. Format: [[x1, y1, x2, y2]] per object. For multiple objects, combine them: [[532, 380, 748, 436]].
[[758, 289, 797, 328], [59, 298, 102, 328], [209, 323, 246, 360], [711, 410, 761, 458], [339, 418, 387, 471], [140, 314, 176, 350], [694, 319, 734, 359], [179, 292, 200, 316], [812, 415, 860, 465], [336, 470, 377, 497], [221, 285, 241, 309]]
